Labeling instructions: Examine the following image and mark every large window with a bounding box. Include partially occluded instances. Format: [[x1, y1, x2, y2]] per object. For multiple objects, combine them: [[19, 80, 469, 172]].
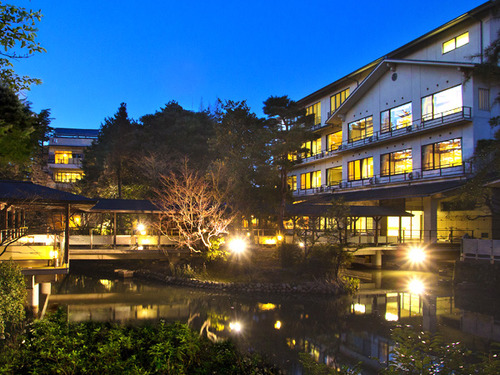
[[326, 166, 342, 186], [330, 88, 350, 113], [422, 85, 462, 121], [54, 171, 83, 183], [327, 131, 342, 151], [478, 88, 490, 110], [300, 171, 321, 190], [380, 103, 412, 133], [306, 102, 321, 126], [287, 175, 297, 191], [442, 31, 469, 54], [348, 116, 373, 142], [348, 157, 373, 181], [301, 138, 322, 158], [55, 151, 72, 164], [381, 149, 412, 176], [422, 138, 462, 170]]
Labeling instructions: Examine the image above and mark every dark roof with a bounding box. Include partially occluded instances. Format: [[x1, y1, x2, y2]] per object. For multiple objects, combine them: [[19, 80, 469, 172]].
[[300, 180, 465, 204], [53, 127, 99, 138], [0, 181, 96, 205], [91, 199, 161, 213], [287, 203, 413, 217]]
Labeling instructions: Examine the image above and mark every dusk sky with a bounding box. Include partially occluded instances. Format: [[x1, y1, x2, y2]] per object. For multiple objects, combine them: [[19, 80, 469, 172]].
[[15, 0, 487, 129]]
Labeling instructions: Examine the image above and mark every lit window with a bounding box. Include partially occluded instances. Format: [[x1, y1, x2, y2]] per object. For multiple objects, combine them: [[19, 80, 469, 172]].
[[442, 31, 469, 54], [422, 85, 462, 121], [327, 131, 342, 151], [55, 151, 72, 164], [330, 88, 350, 113], [306, 102, 321, 126], [326, 166, 342, 186], [348, 157, 373, 181], [348, 116, 373, 142], [381, 149, 412, 176], [54, 171, 83, 183], [301, 138, 322, 158], [300, 171, 321, 190], [422, 138, 462, 170], [287, 175, 297, 191], [380, 103, 412, 133]]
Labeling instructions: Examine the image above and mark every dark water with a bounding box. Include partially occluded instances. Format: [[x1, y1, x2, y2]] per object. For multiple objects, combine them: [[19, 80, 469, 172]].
[[47, 269, 499, 374]]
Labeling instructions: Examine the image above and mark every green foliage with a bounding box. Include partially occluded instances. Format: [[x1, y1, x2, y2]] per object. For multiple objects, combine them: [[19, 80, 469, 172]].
[[277, 243, 303, 267], [298, 352, 360, 375], [168, 263, 197, 279], [339, 276, 359, 293], [0, 261, 26, 339], [0, 311, 280, 374], [382, 327, 500, 374], [204, 236, 228, 261], [0, 2, 45, 92]]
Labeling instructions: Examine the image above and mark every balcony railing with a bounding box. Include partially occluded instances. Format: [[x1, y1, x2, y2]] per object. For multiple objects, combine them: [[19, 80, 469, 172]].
[[296, 106, 472, 165], [292, 162, 472, 196], [48, 157, 83, 166]]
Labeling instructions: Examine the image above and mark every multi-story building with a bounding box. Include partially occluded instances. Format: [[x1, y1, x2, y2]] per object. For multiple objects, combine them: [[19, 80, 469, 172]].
[[47, 128, 98, 189], [288, 1, 500, 244]]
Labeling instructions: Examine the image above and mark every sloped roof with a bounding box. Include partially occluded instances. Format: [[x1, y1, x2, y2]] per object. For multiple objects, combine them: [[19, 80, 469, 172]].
[[91, 199, 161, 213], [53, 127, 99, 138], [0, 180, 95, 205]]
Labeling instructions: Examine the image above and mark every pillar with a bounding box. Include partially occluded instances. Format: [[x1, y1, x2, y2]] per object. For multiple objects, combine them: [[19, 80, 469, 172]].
[[374, 250, 382, 269], [423, 197, 438, 243], [26, 276, 39, 315]]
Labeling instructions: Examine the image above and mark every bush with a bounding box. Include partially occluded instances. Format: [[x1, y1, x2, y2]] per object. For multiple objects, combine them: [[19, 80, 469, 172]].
[[0, 310, 281, 374], [277, 243, 303, 267], [0, 261, 27, 340]]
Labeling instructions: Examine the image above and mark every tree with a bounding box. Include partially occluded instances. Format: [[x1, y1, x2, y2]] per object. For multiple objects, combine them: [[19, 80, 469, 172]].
[[0, 85, 51, 179], [209, 100, 278, 218], [154, 160, 234, 255], [0, 261, 26, 339], [0, 2, 45, 92], [80, 103, 140, 198], [263, 95, 314, 232]]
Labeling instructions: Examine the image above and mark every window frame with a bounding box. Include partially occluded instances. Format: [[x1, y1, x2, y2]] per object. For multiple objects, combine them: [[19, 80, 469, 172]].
[[421, 138, 462, 171], [442, 31, 469, 54], [330, 88, 350, 113], [306, 102, 321, 126], [348, 116, 373, 143], [380, 102, 413, 133], [326, 166, 342, 186], [380, 149, 413, 177], [348, 157, 373, 181], [300, 171, 322, 190], [421, 85, 462, 121]]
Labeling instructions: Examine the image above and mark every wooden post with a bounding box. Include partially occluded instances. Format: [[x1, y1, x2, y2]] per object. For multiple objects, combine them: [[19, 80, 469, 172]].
[[113, 212, 117, 249]]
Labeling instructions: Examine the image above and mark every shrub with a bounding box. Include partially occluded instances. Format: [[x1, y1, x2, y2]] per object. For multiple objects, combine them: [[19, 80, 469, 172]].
[[0, 261, 27, 340], [277, 243, 303, 268]]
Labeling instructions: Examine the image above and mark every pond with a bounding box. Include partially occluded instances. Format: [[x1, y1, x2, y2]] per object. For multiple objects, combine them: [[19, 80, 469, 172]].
[[46, 268, 499, 374]]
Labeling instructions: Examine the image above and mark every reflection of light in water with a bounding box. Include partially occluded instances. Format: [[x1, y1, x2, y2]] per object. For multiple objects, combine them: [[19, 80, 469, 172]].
[[229, 321, 242, 332], [352, 303, 366, 313], [408, 246, 426, 265], [99, 279, 112, 290], [408, 278, 425, 295], [274, 320, 282, 330], [258, 303, 276, 311], [385, 312, 399, 321]]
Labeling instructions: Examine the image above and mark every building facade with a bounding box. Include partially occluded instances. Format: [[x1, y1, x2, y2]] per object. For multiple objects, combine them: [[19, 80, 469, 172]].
[[47, 128, 98, 189], [288, 2, 500, 243]]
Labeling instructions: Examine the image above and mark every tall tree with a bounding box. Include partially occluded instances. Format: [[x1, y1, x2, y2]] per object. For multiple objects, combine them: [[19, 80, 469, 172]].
[[263, 95, 314, 231], [0, 2, 45, 92], [80, 103, 140, 198], [210, 100, 278, 218]]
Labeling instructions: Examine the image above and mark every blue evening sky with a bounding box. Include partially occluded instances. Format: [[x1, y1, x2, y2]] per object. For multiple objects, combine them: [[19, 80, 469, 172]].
[[14, 0, 487, 129]]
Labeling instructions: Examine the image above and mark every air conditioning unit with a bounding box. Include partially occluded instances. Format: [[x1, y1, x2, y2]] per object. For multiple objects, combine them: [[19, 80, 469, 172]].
[[337, 145, 343, 150], [406, 126, 413, 132], [408, 171, 420, 180], [369, 177, 377, 185]]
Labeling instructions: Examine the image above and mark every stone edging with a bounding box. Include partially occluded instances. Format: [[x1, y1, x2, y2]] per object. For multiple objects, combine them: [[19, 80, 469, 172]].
[[134, 269, 343, 295]]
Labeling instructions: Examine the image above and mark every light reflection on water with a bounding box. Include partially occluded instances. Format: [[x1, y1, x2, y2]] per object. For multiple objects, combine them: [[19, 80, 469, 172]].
[[47, 270, 499, 374]]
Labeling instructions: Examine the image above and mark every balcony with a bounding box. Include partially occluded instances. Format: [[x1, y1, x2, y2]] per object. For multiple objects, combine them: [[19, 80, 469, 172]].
[[48, 157, 83, 167], [292, 162, 471, 197]]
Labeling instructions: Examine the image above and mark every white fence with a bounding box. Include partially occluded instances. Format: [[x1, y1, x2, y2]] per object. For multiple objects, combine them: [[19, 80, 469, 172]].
[[461, 239, 500, 263]]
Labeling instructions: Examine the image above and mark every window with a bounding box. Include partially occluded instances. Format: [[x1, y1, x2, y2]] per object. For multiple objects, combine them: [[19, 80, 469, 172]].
[[330, 88, 350, 113], [478, 88, 490, 110], [306, 102, 321, 126], [301, 138, 322, 158], [55, 151, 72, 164], [381, 149, 412, 176], [300, 171, 321, 190], [326, 166, 342, 186], [348, 116, 373, 142], [422, 138, 462, 170], [327, 131, 342, 151], [380, 103, 412, 133], [348, 157, 373, 181], [287, 175, 297, 191], [54, 171, 83, 183], [422, 85, 462, 121], [442, 31, 469, 54]]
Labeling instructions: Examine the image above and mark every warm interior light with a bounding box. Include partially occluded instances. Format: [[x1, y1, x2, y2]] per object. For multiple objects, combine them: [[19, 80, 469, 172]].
[[274, 320, 282, 330]]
